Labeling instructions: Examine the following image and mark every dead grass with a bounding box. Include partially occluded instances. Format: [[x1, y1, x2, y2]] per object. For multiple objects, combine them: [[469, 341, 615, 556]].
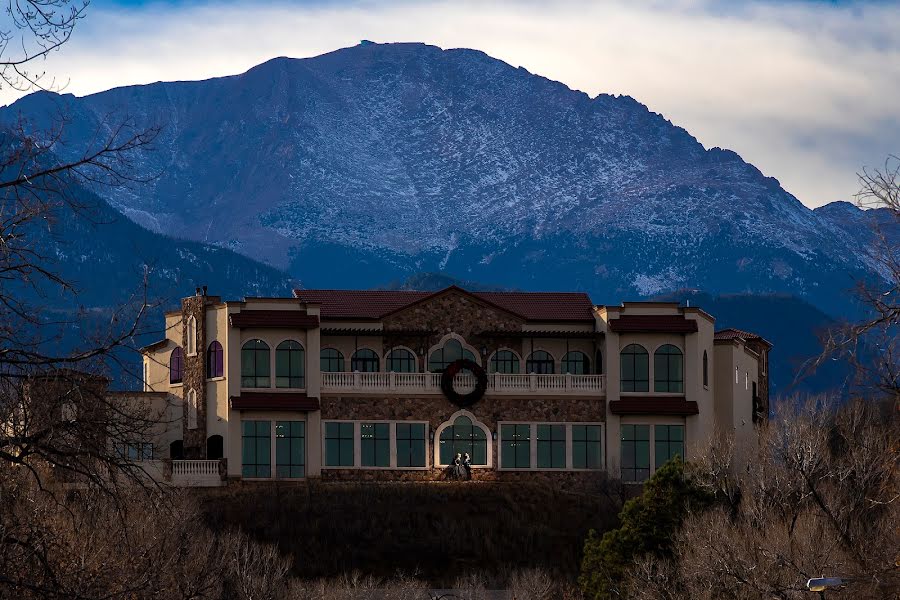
[[199, 480, 622, 587]]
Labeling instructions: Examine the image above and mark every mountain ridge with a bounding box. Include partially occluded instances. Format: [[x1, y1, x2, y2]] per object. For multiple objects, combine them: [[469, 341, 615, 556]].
[[2, 41, 892, 318]]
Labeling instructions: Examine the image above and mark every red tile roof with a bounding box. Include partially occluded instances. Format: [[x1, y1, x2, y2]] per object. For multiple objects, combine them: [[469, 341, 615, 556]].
[[293, 286, 595, 322], [715, 328, 772, 347], [608, 315, 698, 333], [609, 397, 699, 416], [229, 392, 319, 411], [230, 311, 320, 329]]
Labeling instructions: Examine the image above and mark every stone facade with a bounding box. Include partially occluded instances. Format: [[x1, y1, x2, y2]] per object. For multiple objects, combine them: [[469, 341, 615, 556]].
[[319, 394, 605, 429], [319, 393, 605, 488], [382, 289, 530, 370], [181, 293, 207, 458]]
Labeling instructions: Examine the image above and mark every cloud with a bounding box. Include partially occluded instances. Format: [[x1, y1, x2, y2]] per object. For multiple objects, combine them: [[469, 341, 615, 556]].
[[2, 0, 898, 208]]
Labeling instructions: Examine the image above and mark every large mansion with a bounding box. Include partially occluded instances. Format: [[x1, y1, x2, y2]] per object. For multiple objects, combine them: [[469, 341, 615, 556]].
[[136, 286, 770, 488]]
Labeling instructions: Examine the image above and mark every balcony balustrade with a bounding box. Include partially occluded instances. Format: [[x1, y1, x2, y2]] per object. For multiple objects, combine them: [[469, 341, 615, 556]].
[[171, 459, 225, 487], [321, 371, 605, 395]]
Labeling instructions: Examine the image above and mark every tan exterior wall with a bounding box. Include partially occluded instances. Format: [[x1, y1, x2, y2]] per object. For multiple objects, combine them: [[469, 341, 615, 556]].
[[137, 291, 766, 489]]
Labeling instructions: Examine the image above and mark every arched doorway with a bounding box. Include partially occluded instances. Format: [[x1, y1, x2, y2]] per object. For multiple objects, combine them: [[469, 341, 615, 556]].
[[206, 435, 224, 460], [169, 440, 184, 460]]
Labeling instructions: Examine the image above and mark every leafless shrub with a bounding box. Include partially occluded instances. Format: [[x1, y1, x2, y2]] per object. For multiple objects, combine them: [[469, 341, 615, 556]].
[[625, 397, 899, 599]]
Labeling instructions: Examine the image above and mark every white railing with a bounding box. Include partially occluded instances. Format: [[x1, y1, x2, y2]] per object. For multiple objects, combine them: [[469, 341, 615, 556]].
[[321, 372, 605, 395], [171, 460, 224, 487], [173, 460, 220, 477]]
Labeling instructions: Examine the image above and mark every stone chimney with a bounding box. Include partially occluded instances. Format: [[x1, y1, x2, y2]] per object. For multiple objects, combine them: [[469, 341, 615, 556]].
[[181, 291, 207, 458]]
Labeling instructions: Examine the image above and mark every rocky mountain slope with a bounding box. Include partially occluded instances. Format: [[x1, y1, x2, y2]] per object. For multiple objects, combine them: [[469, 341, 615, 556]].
[[2, 42, 892, 317]]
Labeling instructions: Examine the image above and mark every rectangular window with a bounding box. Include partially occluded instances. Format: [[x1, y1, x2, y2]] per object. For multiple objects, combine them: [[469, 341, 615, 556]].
[[118, 442, 153, 461], [621, 424, 650, 482], [275, 421, 305, 478], [396, 423, 427, 467], [500, 424, 531, 469], [241, 420, 271, 478], [536, 424, 566, 469], [654, 425, 684, 470], [361, 423, 390, 467], [572, 425, 602, 469], [324, 422, 355, 467]]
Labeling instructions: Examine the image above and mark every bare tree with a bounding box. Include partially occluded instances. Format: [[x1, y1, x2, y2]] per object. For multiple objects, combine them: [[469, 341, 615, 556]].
[[815, 156, 900, 404], [626, 398, 899, 599], [0, 0, 88, 92]]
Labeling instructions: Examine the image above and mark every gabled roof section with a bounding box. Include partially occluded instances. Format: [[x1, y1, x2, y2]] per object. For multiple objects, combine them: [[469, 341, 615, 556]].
[[715, 328, 773, 348], [379, 286, 525, 322], [293, 287, 596, 322]]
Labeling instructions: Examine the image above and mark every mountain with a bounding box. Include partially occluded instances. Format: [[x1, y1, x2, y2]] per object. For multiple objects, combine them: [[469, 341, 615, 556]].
[[2, 42, 892, 319], [13, 177, 291, 361]]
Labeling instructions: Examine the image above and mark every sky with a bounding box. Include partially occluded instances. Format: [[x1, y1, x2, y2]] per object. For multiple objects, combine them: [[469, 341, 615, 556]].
[[1, 0, 898, 209]]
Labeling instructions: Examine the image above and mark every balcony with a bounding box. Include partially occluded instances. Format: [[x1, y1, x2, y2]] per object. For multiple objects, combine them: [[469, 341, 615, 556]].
[[321, 372, 605, 395], [170, 459, 225, 487]]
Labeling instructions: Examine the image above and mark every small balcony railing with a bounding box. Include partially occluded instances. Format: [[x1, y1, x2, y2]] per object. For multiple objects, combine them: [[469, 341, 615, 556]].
[[171, 459, 224, 487], [321, 372, 605, 395]]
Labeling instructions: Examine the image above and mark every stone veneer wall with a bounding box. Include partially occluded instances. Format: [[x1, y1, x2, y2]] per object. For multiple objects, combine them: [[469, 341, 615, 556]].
[[319, 393, 606, 490], [382, 290, 527, 371], [181, 294, 207, 458]]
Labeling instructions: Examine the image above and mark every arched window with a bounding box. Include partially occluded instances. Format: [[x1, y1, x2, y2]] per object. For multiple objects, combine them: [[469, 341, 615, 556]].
[[386, 348, 417, 373], [702, 350, 709, 388], [439, 415, 488, 465], [526, 350, 555, 374], [241, 340, 270, 388], [428, 338, 477, 372], [490, 350, 520, 374], [351, 348, 379, 372], [320, 348, 345, 372], [561, 351, 591, 374], [620, 344, 649, 392], [186, 316, 197, 356], [186, 388, 197, 430], [169, 347, 183, 384], [276, 341, 305, 388], [206, 341, 223, 379], [654, 345, 684, 392]]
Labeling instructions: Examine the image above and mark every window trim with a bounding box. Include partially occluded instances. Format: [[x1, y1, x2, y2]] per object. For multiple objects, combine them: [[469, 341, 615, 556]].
[[169, 346, 184, 385], [487, 348, 522, 374], [350, 347, 381, 373], [206, 340, 224, 380], [240, 339, 271, 389], [620, 343, 649, 393], [525, 349, 556, 374], [385, 346, 419, 373], [496, 421, 605, 472], [186, 315, 197, 357], [619, 421, 687, 484], [321, 420, 431, 471], [652, 344, 684, 393], [426, 333, 482, 372], [320, 347, 345, 373], [274, 339, 306, 389], [433, 410, 492, 468], [561, 350, 592, 375]]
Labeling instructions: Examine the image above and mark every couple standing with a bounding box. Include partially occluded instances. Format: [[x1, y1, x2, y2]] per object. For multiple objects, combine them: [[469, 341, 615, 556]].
[[448, 452, 472, 480]]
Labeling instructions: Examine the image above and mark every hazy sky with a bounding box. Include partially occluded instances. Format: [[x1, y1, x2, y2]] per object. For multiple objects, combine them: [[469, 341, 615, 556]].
[[2, 0, 898, 208]]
